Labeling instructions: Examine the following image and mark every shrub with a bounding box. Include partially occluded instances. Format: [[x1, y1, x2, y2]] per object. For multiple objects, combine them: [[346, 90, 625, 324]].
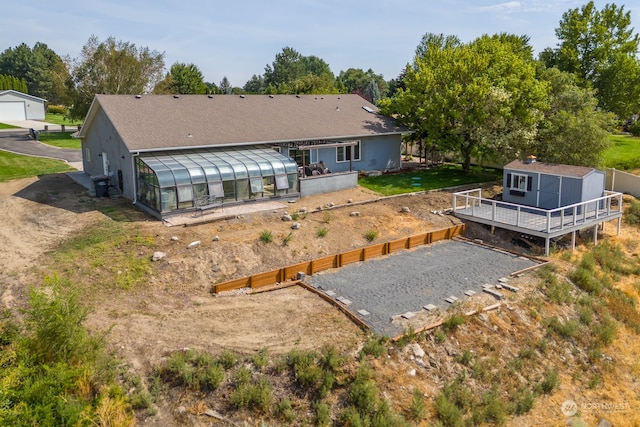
[[282, 231, 293, 246], [443, 314, 465, 332], [315, 402, 332, 427], [364, 229, 379, 242], [510, 387, 535, 415], [233, 366, 252, 385], [409, 389, 427, 421], [629, 120, 640, 136], [251, 348, 269, 371], [360, 336, 387, 358], [547, 316, 580, 339], [47, 104, 69, 115], [161, 350, 224, 391], [259, 230, 273, 243], [230, 377, 273, 413], [217, 349, 238, 369], [273, 397, 296, 422], [316, 227, 328, 237], [595, 315, 617, 346], [434, 393, 464, 427], [570, 267, 604, 295], [625, 199, 640, 226], [322, 211, 332, 224], [538, 368, 559, 395]]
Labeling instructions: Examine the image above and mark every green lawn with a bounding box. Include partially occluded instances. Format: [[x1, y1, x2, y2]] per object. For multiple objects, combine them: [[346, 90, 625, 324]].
[[0, 150, 73, 182], [45, 113, 82, 126], [38, 131, 81, 149], [0, 122, 20, 129], [358, 163, 502, 196], [602, 134, 640, 171]]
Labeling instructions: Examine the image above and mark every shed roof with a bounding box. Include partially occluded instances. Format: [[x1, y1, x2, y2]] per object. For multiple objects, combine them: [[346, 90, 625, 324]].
[[0, 90, 46, 102], [504, 159, 599, 178], [79, 94, 408, 152]]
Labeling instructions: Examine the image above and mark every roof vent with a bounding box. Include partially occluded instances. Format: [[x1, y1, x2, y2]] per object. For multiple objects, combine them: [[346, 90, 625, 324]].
[[239, 94, 245, 98], [296, 94, 301, 98], [269, 94, 274, 98], [135, 94, 142, 99], [208, 94, 213, 98], [362, 106, 375, 113], [525, 155, 537, 164], [173, 95, 179, 99], [336, 106, 340, 111]]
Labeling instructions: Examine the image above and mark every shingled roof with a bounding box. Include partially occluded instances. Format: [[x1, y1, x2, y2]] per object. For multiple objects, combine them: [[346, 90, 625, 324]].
[[504, 159, 598, 178], [79, 94, 408, 152]]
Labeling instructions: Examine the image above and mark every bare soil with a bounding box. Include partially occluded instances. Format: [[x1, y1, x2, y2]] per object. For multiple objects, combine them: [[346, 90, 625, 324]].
[[2, 172, 639, 426]]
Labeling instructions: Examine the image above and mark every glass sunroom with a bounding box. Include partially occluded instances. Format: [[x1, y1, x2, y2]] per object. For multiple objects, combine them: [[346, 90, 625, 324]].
[[136, 146, 299, 215]]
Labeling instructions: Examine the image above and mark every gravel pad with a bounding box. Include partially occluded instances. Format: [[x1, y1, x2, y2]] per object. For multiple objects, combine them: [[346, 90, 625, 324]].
[[309, 239, 539, 336]]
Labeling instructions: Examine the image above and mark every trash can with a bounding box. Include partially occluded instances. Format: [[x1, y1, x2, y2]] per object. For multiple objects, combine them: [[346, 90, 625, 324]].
[[92, 176, 109, 197]]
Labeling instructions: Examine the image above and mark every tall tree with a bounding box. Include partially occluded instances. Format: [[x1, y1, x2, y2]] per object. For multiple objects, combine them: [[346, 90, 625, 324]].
[[0, 42, 70, 103], [263, 47, 337, 94], [154, 62, 207, 94], [534, 67, 615, 167], [68, 35, 165, 119], [540, 1, 640, 118], [380, 34, 547, 172], [219, 76, 233, 94], [243, 74, 265, 93], [337, 68, 388, 99]]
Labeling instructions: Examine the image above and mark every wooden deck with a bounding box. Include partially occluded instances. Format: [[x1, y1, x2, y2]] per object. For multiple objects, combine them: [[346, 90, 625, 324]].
[[452, 189, 623, 255]]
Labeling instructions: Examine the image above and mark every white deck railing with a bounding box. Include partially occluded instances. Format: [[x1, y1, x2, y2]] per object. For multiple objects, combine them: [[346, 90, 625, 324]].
[[453, 189, 623, 233]]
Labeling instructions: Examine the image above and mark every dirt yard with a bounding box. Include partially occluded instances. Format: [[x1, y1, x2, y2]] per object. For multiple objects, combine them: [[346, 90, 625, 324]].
[[3, 172, 638, 426], [0, 173, 477, 370]]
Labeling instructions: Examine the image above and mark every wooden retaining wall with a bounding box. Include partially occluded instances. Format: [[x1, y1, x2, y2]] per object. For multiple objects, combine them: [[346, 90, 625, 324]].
[[211, 224, 466, 294]]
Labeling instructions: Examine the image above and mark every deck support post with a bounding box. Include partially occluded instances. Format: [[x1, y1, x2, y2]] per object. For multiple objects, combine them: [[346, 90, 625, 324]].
[[571, 231, 576, 251], [545, 237, 550, 256], [593, 224, 598, 246], [491, 225, 495, 234]]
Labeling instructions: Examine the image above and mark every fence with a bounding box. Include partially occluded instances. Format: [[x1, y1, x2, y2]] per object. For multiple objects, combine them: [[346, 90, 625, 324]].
[[211, 224, 466, 294], [606, 168, 640, 198]]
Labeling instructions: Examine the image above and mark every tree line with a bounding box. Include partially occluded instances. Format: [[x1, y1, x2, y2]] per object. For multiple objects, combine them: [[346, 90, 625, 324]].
[[0, 1, 637, 169]]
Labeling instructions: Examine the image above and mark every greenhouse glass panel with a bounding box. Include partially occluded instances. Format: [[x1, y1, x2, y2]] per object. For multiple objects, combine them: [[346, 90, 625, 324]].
[[275, 174, 289, 190], [208, 181, 224, 197], [250, 177, 264, 194], [171, 167, 191, 186], [156, 169, 176, 187]]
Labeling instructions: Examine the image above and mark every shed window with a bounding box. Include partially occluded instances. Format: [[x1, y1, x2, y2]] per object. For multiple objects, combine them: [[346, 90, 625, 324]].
[[509, 173, 532, 191]]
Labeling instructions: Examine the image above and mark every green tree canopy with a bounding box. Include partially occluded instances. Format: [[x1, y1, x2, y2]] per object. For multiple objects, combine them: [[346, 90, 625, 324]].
[[68, 35, 165, 119], [0, 42, 70, 104], [380, 33, 547, 172], [154, 62, 207, 94], [0, 74, 28, 92], [540, 1, 640, 118], [533, 67, 615, 167], [336, 68, 388, 101], [243, 74, 265, 93], [263, 47, 337, 94]]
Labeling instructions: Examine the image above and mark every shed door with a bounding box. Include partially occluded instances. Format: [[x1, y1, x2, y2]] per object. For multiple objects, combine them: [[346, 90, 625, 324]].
[[538, 175, 561, 209], [0, 102, 26, 120]]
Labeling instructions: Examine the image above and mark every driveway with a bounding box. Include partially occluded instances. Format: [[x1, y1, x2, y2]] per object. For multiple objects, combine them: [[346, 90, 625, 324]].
[[0, 129, 83, 170]]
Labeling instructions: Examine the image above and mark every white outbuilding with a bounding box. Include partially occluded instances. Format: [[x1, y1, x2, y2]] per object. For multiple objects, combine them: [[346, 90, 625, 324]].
[[0, 90, 46, 121]]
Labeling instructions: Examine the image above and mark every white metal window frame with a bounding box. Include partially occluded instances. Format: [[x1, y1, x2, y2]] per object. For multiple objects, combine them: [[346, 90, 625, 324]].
[[336, 140, 360, 163], [511, 173, 528, 191]]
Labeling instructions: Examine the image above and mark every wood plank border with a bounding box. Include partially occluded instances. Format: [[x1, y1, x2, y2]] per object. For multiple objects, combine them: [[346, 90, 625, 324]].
[[212, 224, 465, 293]]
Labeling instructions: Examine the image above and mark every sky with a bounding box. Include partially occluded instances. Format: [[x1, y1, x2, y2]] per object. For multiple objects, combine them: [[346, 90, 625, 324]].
[[2, 1, 639, 87]]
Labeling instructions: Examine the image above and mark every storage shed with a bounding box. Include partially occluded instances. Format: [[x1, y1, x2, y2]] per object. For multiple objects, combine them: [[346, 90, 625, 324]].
[[0, 90, 46, 121], [502, 157, 605, 209]]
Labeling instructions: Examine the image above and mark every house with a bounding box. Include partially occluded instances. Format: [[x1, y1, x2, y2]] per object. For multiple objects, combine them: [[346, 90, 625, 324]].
[[76, 94, 408, 219], [502, 157, 605, 209], [0, 90, 46, 121]]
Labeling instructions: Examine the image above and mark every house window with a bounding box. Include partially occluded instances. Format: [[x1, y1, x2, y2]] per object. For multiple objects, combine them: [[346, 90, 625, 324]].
[[336, 141, 360, 162]]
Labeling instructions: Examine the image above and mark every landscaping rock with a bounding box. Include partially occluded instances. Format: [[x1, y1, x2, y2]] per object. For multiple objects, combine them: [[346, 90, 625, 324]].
[[409, 343, 426, 358], [187, 240, 201, 249], [350, 211, 360, 217], [291, 222, 301, 230], [401, 206, 411, 213], [151, 251, 167, 262], [281, 214, 292, 221]]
